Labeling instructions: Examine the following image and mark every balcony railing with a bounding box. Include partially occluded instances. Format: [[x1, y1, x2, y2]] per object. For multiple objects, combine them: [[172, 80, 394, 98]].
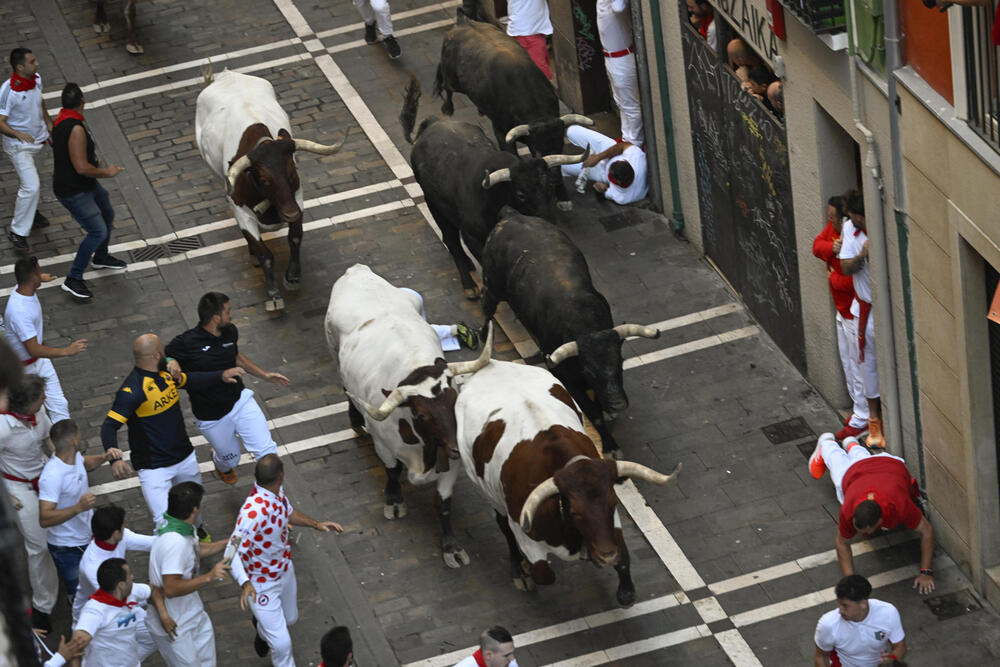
[[963, 2, 1000, 151], [780, 0, 847, 34]]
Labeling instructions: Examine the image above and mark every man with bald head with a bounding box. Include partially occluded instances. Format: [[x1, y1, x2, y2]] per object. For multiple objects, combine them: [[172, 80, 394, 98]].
[[101, 333, 244, 532]]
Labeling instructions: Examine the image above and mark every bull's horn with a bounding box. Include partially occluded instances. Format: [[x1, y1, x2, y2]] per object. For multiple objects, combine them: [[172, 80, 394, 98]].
[[293, 132, 347, 155], [519, 477, 559, 533], [543, 146, 590, 169], [253, 199, 271, 216], [348, 388, 407, 422], [446, 322, 493, 376], [613, 324, 661, 340], [504, 123, 532, 145], [226, 155, 252, 192], [482, 168, 512, 190], [616, 461, 682, 485], [559, 113, 595, 127], [546, 340, 579, 365]]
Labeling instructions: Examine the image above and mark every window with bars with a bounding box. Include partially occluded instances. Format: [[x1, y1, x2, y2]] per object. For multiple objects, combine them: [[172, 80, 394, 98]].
[[962, 1, 1000, 150]]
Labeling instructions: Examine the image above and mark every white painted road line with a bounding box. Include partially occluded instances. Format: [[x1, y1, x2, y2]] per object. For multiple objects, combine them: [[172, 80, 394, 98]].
[[314, 1, 460, 39], [623, 325, 759, 370]]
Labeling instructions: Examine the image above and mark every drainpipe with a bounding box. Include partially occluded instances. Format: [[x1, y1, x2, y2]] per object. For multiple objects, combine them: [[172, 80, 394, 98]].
[[646, 0, 685, 234], [882, 0, 925, 487], [847, 0, 904, 460], [630, 0, 663, 212]]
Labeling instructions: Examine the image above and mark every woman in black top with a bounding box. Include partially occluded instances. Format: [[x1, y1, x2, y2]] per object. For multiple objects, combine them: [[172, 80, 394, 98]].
[[51, 83, 126, 300]]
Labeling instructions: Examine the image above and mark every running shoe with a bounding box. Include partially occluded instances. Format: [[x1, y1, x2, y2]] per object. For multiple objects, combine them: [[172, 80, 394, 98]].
[[8, 230, 29, 253], [364, 22, 377, 44], [809, 433, 836, 479], [383, 35, 401, 59], [455, 322, 479, 350], [62, 277, 93, 299], [214, 465, 238, 485], [92, 254, 127, 270]]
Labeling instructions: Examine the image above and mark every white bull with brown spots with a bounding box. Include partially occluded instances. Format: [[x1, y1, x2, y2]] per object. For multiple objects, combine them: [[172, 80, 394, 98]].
[[324, 264, 493, 568], [456, 359, 681, 606]]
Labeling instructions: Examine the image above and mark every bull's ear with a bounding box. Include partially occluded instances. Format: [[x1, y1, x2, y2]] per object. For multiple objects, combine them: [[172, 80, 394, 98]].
[[278, 128, 292, 141]]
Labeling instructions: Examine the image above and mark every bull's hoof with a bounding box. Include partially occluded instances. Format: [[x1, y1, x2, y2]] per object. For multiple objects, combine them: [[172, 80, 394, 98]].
[[126, 42, 144, 55], [282, 274, 301, 291], [442, 548, 470, 569], [93, 22, 111, 33], [530, 560, 555, 586], [556, 200, 573, 212], [617, 586, 636, 608], [463, 286, 479, 301], [513, 573, 536, 592], [383, 502, 407, 520], [441, 100, 454, 115], [264, 296, 285, 312]]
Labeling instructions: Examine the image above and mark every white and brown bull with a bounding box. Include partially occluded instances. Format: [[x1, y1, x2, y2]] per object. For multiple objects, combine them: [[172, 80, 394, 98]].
[[196, 69, 345, 311], [456, 360, 680, 606], [325, 264, 493, 568]]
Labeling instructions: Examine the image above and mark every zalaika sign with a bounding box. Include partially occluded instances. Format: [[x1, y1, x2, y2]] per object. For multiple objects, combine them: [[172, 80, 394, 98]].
[[711, 0, 785, 66]]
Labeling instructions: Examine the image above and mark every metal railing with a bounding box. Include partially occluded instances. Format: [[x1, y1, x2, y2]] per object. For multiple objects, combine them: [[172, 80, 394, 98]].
[[963, 2, 1000, 151], [780, 0, 847, 34]]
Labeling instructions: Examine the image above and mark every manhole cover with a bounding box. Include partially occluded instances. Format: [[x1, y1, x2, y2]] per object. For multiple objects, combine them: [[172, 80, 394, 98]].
[[761, 416, 815, 445], [924, 589, 982, 620], [167, 236, 203, 253], [598, 212, 638, 232], [131, 245, 166, 262]]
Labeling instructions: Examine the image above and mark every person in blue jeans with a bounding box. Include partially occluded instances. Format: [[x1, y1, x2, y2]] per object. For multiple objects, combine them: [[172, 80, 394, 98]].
[[50, 82, 126, 300]]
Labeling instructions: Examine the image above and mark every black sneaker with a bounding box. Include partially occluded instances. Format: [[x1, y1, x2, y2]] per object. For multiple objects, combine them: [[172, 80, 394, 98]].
[[383, 35, 401, 59], [92, 254, 127, 270], [364, 22, 377, 44], [61, 277, 92, 299], [251, 618, 270, 657], [8, 230, 29, 253], [32, 211, 50, 229], [30, 608, 52, 634]]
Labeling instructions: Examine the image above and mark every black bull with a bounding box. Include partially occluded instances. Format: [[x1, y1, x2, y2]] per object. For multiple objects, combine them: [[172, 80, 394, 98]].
[[433, 14, 593, 207], [479, 211, 660, 454]]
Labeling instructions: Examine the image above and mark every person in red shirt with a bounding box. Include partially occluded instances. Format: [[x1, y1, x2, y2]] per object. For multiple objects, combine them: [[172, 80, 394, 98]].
[[812, 196, 869, 441], [809, 432, 937, 594]]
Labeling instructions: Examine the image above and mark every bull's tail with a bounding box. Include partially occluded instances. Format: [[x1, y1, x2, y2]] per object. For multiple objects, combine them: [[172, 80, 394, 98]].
[[432, 61, 445, 101], [200, 60, 213, 86], [400, 74, 422, 144]]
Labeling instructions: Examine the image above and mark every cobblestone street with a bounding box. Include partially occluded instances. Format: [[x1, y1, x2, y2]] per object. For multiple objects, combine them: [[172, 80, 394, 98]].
[[2, 0, 1000, 665]]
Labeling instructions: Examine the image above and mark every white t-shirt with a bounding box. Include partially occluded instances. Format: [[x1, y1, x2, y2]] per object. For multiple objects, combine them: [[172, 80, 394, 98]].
[[839, 219, 871, 315], [38, 452, 92, 547], [453, 656, 520, 667], [596, 0, 632, 53], [506, 0, 552, 37], [75, 583, 151, 667], [814, 599, 904, 667], [4, 289, 44, 362], [0, 73, 49, 150], [606, 145, 648, 205], [148, 531, 204, 628], [0, 407, 52, 480], [72, 529, 156, 622]]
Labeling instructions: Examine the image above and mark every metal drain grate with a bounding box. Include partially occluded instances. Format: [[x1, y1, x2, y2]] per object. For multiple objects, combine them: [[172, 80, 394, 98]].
[[762, 416, 815, 445], [130, 245, 166, 262], [167, 237, 204, 253], [924, 589, 982, 620]]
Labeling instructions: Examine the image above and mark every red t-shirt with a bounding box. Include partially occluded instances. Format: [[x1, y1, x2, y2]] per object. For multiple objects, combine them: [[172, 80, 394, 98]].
[[838, 457, 923, 538], [812, 222, 856, 319]]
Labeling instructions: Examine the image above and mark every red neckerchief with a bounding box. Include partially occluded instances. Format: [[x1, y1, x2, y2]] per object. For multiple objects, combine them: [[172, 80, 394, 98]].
[[472, 649, 487, 667], [1, 410, 36, 426], [54, 108, 84, 127], [10, 73, 37, 92], [698, 11, 714, 39], [89, 589, 127, 607], [95, 539, 117, 551]]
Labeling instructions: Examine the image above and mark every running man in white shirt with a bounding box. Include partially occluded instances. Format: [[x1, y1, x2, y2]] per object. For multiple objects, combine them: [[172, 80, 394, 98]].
[[68, 558, 160, 667], [814, 574, 907, 667], [560, 125, 648, 205], [453, 626, 519, 667], [230, 454, 343, 667], [596, 0, 643, 146], [4, 256, 88, 422], [0, 47, 53, 253], [38, 418, 114, 601], [0, 374, 58, 632], [147, 481, 230, 666]]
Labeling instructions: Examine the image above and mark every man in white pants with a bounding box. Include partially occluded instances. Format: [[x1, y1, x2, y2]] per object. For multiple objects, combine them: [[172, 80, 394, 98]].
[[560, 125, 647, 205], [166, 292, 287, 485], [0, 374, 58, 632], [101, 333, 243, 532], [0, 47, 53, 254], [354, 0, 402, 59], [230, 454, 342, 666], [596, 0, 643, 146], [4, 256, 88, 422], [147, 482, 231, 666]]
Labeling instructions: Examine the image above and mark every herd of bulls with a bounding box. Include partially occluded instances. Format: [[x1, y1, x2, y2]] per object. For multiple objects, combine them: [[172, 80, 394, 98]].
[[193, 14, 681, 605]]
